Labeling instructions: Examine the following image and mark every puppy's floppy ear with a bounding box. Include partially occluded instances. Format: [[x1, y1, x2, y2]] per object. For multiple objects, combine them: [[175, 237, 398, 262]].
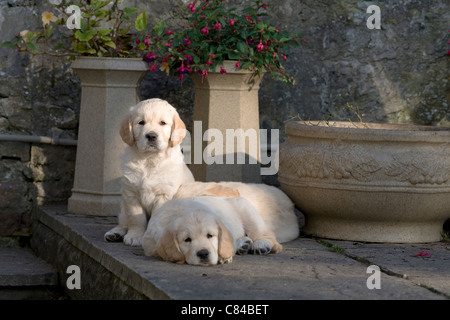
[[217, 221, 235, 261], [170, 111, 186, 148], [120, 115, 134, 146], [156, 230, 185, 264]]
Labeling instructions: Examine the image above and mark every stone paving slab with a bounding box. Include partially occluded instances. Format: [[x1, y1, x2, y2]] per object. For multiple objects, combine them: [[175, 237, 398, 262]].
[[326, 240, 450, 297], [31, 204, 448, 300]]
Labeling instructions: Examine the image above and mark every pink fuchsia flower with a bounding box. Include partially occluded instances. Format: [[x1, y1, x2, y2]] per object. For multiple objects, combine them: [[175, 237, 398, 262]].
[[177, 63, 191, 75], [166, 30, 173, 35], [220, 67, 226, 74], [206, 53, 215, 65], [187, 2, 196, 12], [235, 61, 240, 68], [150, 64, 157, 72], [201, 26, 209, 36], [184, 38, 191, 46], [184, 55, 194, 65], [229, 19, 235, 26], [215, 22, 222, 30], [177, 63, 192, 85], [198, 69, 208, 84], [256, 42, 264, 52], [144, 37, 150, 47], [143, 52, 157, 63], [411, 251, 431, 257]]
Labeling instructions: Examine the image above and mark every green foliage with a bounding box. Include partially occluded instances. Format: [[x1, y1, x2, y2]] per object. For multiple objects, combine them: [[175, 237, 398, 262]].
[[141, 0, 303, 85], [0, 0, 147, 59]]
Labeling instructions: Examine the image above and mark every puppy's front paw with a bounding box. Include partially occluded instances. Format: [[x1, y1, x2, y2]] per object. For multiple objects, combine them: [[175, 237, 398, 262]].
[[123, 231, 144, 247], [250, 239, 272, 255], [236, 237, 253, 255], [104, 226, 127, 242], [218, 256, 233, 264]]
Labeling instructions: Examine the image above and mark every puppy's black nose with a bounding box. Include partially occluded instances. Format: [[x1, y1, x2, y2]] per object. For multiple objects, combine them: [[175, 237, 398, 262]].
[[145, 132, 158, 142], [197, 249, 209, 260]]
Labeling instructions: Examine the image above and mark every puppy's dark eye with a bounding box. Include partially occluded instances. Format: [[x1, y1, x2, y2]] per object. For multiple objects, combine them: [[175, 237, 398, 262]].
[[159, 121, 167, 126], [207, 234, 213, 239], [184, 237, 191, 243], [138, 120, 145, 125]]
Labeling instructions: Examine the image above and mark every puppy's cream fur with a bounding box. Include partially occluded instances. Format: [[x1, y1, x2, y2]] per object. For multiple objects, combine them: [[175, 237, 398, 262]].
[[104, 99, 194, 246]]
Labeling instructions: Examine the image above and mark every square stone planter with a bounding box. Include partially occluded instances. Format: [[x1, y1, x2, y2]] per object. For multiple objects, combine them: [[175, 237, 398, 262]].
[[68, 57, 148, 216], [189, 61, 264, 183]]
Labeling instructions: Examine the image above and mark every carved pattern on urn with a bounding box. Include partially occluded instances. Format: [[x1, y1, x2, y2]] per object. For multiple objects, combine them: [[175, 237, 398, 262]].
[[280, 143, 450, 186], [384, 146, 450, 185], [279, 144, 381, 182]]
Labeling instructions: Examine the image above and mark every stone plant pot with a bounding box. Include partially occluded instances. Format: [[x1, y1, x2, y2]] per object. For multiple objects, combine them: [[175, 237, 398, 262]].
[[189, 60, 264, 183], [279, 121, 450, 243], [68, 57, 147, 216]]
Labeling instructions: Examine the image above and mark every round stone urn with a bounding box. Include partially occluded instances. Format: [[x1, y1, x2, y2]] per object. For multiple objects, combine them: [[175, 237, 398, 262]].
[[278, 121, 450, 243]]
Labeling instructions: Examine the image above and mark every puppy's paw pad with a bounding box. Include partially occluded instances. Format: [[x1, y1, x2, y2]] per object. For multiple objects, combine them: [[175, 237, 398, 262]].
[[104, 232, 124, 242], [250, 239, 272, 255], [236, 237, 253, 255], [104, 226, 127, 242]]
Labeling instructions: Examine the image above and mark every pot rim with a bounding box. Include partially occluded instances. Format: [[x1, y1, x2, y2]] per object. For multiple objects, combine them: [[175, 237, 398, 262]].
[[71, 56, 148, 71], [285, 120, 450, 143]]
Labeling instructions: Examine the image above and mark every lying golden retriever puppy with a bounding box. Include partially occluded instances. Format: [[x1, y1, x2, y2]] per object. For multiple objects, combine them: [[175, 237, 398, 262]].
[[104, 99, 194, 246], [174, 181, 300, 243], [142, 197, 283, 265]]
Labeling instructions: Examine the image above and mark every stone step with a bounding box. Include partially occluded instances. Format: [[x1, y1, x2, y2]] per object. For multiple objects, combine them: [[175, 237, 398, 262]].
[[31, 204, 449, 301], [0, 247, 59, 299]]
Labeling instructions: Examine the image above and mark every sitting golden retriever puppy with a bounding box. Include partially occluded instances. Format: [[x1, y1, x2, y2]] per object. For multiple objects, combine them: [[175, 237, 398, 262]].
[[142, 197, 283, 265], [104, 99, 194, 246]]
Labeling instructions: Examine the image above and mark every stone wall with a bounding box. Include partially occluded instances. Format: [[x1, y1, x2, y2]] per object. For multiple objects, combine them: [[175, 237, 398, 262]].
[[0, 0, 448, 236]]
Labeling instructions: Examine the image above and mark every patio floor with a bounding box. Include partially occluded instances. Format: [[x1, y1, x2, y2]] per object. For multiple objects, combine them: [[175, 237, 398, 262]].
[[26, 204, 450, 300]]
